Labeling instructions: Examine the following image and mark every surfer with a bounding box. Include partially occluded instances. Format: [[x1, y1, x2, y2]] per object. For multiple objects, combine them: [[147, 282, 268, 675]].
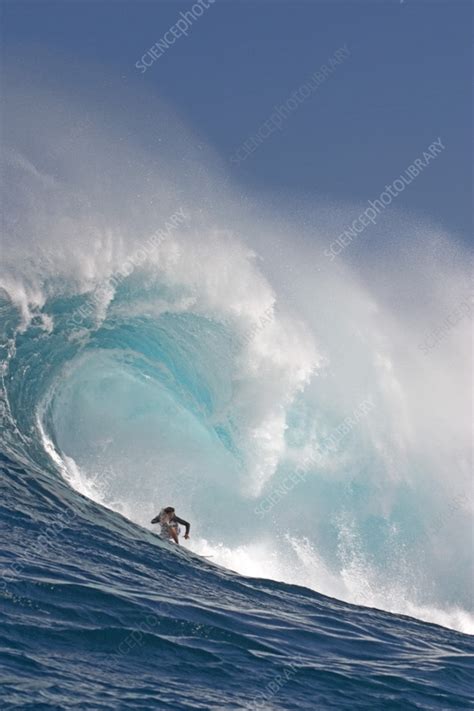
[[151, 506, 190, 545]]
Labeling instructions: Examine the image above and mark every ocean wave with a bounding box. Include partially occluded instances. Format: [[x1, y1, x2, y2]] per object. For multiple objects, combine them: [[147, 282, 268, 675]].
[[1, 75, 473, 637]]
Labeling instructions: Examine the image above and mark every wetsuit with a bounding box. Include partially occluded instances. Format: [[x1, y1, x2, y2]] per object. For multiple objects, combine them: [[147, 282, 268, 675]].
[[151, 511, 190, 539]]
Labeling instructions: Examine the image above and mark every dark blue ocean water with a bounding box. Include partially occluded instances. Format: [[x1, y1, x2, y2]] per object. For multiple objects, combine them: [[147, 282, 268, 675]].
[[1, 450, 473, 710]]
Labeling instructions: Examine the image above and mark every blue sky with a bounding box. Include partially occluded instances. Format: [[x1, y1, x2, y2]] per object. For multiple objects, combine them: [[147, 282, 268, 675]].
[[2, 0, 472, 240]]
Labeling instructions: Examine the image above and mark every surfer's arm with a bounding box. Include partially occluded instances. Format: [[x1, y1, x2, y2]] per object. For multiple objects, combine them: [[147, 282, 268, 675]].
[[174, 516, 190, 537], [150, 514, 161, 524]]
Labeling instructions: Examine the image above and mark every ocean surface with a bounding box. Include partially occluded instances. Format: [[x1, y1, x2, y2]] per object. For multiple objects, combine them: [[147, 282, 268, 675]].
[[1, 72, 473, 709], [1, 450, 473, 710]]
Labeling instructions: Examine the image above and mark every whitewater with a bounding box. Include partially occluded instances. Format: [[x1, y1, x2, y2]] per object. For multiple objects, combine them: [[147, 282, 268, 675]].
[[1, 61, 473, 710]]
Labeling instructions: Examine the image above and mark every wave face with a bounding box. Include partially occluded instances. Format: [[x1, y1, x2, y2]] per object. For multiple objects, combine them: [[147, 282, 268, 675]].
[[2, 452, 472, 711], [1, 65, 473, 709]]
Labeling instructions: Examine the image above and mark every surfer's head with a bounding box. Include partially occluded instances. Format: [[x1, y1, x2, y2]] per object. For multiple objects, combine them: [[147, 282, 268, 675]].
[[164, 506, 175, 514]]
